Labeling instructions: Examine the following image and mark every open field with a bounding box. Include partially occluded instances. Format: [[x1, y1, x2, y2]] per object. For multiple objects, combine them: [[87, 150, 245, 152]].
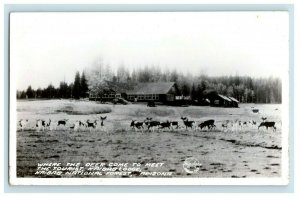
[[15, 100, 282, 178]]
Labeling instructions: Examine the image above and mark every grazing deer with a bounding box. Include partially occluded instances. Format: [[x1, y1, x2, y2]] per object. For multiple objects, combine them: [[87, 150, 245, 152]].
[[86, 120, 97, 129], [69, 124, 75, 130], [258, 121, 276, 131], [45, 119, 52, 130], [72, 120, 86, 131], [18, 119, 28, 131], [159, 121, 171, 130], [57, 119, 68, 126], [221, 123, 228, 130], [144, 118, 160, 131], [131, 120, 144, 129], [78, 120, 87, 128], [170, 121, 179, 129], [36, 119, 46, 127], [147, 121, 160, 131], [130, 120, 144, 131], [198, 119, 215, 130], [36, 119, 46, 131]]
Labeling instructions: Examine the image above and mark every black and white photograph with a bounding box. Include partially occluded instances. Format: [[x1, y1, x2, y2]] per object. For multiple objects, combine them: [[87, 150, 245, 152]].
[[9, 11, 289, 185]]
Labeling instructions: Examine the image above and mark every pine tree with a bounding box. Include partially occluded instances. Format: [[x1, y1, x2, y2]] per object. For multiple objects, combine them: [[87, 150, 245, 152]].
[[45, 84, 55, 98], [73, 71, 81, 99], [26, 86, 35, 98], [80, 71, 89, 98], [59, 82, 68, 98], [36, 88, 42, 98], [181, 83, 191, 97], [191, 83, 197, 101]]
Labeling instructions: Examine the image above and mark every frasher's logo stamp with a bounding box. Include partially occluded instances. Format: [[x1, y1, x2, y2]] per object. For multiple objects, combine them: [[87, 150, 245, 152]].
[[183, 157, 202, 174]]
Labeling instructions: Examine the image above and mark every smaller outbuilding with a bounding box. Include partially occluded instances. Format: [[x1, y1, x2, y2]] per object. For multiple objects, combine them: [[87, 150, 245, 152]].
[[211, 94, 232, 107], [228, 96, 239, 108], [204, 90, 239, 108]]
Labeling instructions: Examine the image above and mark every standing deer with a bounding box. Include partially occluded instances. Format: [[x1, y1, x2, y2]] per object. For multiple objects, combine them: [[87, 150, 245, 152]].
[[181, 117, 195, 130], [100, 116, 107, 126]]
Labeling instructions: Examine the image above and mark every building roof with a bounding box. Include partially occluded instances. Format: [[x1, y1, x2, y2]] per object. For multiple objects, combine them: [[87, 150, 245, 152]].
[[218, 94, 232, 102], [126, 82, 175, 95], [105, 80, 134, 93], [228, 96, 239, 103]]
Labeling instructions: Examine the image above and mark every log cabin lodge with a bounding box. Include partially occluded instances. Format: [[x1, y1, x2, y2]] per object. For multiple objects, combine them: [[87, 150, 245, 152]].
[[89, 81, 239, 107], [89, 82, 182, 104], [126, 82, 181, 103]]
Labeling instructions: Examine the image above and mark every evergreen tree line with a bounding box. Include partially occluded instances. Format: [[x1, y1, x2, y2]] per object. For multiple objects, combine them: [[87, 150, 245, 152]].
[[87, 64, 282, 104], [17, 64, 282, 104], [17, 71, 89, 100]]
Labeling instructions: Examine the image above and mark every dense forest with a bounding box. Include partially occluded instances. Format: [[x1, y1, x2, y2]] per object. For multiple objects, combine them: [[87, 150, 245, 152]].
[[17, 64, 282, 104], [16, 71, 89, 100]]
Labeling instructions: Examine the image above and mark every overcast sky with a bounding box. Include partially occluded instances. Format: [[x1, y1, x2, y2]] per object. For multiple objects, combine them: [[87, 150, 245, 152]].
[[10, 12, 289, 90]]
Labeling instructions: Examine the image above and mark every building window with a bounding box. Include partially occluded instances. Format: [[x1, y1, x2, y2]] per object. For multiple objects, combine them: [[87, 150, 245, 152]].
[[167, 94, 174, 101]]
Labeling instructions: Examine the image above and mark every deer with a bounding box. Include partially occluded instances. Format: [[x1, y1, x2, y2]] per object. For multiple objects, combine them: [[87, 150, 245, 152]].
[[144, 118, 160, 131], [57, 119, 68, 127], [159, 121, 171, 130], [130, 120, 144, 131], [18, 119, 29, 131], [181, 117, 195, 130], [170, 121, 179, 129], [198, 119, 215, 130], [100, 116, 107, 126], [86, 120, 98, 129], [36, 119, 46, 131], [258, 121, 276, 131]]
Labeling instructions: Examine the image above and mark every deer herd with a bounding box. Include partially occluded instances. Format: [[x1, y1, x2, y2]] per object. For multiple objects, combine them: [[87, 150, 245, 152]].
[[18, 115, 277, 132], [130, 116, 277, 132], [18, 116, 107, 131]]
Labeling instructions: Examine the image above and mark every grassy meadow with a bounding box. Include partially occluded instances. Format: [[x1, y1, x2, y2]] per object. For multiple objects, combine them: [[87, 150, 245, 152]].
[[16, 100, 282, 178]]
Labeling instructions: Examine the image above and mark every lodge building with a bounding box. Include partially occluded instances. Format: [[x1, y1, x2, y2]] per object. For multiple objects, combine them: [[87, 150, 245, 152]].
[[89, 81, 239, 107], [126, 82, 181, 103]]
